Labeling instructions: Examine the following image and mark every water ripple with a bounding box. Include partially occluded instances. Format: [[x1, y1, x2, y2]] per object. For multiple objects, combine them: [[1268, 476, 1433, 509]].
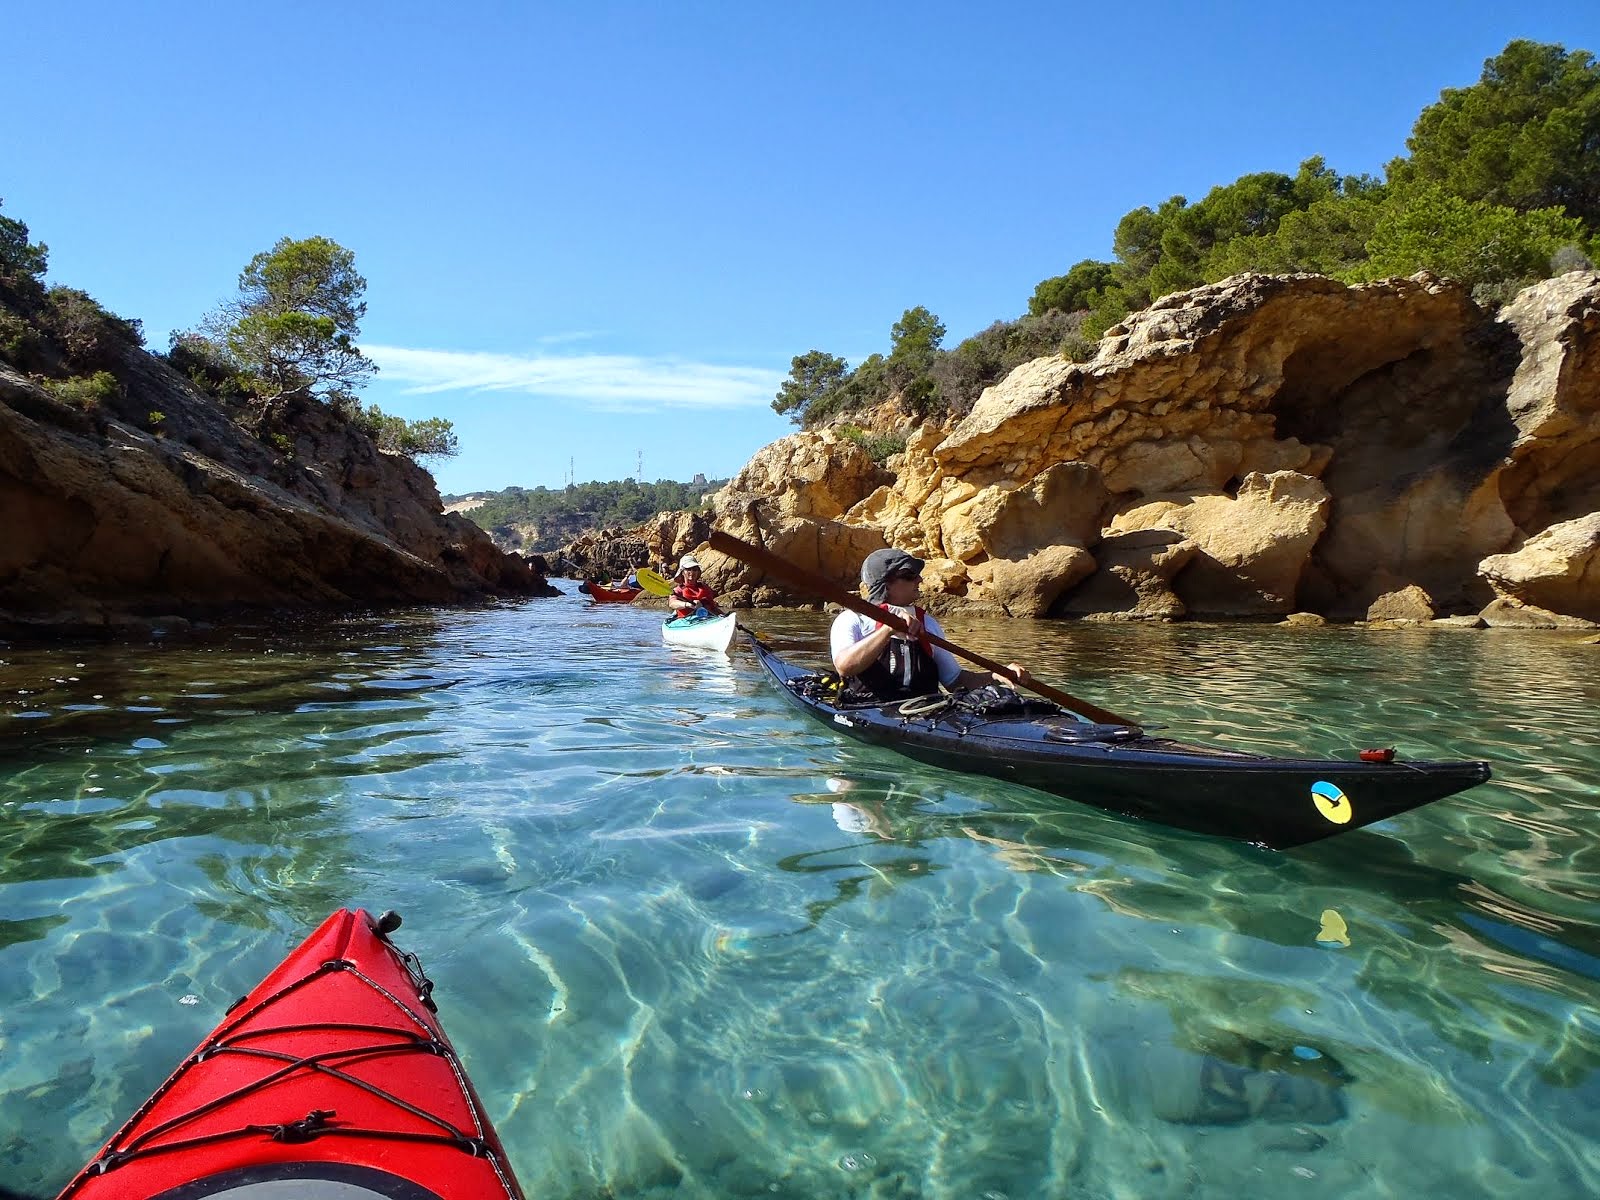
[[0, 598, 1595, 1197]]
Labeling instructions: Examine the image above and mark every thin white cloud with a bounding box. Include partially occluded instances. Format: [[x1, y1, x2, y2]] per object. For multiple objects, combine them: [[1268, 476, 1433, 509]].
[[535, 331, 603, 346], [364, 344, 783, 411]]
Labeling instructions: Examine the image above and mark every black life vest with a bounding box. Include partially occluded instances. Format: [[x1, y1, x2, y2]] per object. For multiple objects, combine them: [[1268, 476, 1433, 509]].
[[851, 607, 942, 700]]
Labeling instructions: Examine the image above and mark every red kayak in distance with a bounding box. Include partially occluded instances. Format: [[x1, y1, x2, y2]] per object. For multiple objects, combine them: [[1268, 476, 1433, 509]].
[[56, 908, 526, 1200], [587, 583, 641, 603]]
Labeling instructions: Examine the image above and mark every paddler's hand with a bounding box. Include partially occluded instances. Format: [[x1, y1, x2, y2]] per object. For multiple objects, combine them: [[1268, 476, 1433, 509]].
[[995, 663, 1029, 688], [901, 612, 925, 640]]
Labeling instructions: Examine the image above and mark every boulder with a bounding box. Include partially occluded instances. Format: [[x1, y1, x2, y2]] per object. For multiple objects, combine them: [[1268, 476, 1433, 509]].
[[966, 544, 1097, 618], [1366, 583, 1437, 622], [1281, 612, 1328, 627], [1057, 528, 1195, 620], [1479, 512, 1600, 622], [1478, 597, 1598, 629], [1107, 472, 1329, 615], [919, 557, 970, 597]]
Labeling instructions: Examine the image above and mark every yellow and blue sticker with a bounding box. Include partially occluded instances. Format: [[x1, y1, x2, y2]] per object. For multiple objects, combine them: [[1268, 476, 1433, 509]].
[[1317, 908, 1351, 947], [1311, 780, 1353, 824]]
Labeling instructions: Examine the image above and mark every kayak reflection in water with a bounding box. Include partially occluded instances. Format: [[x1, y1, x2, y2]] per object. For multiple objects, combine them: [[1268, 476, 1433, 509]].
[[830, 547, 1029, 701], [827, 775, 897, 839]]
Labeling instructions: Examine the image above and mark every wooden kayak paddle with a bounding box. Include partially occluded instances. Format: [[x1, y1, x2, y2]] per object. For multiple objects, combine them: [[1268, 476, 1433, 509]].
[[707, 530, 1137, 726]]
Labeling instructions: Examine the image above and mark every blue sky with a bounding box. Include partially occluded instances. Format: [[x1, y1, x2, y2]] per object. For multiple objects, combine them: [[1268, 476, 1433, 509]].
[[3, 2, 1592, 495]]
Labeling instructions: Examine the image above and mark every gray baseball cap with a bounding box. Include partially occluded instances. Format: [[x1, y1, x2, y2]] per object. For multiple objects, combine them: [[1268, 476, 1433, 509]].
[[861, 548, 924, 601]]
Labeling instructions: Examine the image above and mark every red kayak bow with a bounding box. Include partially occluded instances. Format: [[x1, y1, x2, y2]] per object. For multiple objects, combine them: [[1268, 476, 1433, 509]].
[[56, 908, 525, 1200]]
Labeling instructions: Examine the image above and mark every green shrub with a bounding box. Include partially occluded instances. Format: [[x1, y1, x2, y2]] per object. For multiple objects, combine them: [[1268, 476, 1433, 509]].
[[1354, 188, 1592, 292], [268, 431, 294, 455], [1551, 243, 1596, 274], [166, 331, 252, 399], [838, 423, 907, 464], [147, 410, 166, 429], [348, 402, 459, 461], [43, 287, 144, 371], [1059, 331, 1098, 363], [1080, 289, 1133, 343], [0, 309, 41, 366], [0, 199, 48, 310], [45, 370, 119, 408]]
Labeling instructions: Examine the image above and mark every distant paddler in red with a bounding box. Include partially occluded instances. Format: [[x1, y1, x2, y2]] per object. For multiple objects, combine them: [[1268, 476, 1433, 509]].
[[670, 554, 722, 619]]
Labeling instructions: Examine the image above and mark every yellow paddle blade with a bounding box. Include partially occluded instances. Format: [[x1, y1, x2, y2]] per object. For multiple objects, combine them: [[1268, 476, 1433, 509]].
[[636, 567, 673, 596]]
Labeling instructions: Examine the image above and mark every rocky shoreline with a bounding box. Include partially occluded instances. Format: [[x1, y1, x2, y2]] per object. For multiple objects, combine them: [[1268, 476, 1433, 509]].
[[1, 340, 536, 639], [659, 271, 1598, 630], [8, 269, 1596, 638]]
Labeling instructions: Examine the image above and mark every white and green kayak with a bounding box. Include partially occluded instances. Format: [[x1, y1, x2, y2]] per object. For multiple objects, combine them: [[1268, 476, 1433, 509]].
[[662, 611, 737, 652]]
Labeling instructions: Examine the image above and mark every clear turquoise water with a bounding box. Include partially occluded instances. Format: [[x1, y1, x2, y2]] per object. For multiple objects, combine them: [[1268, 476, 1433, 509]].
[[2, 594, 1597, 1199]]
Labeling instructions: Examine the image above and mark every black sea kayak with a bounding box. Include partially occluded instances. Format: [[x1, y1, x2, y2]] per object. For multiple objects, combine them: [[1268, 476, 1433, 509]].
[[749, 633, 1491, 849]]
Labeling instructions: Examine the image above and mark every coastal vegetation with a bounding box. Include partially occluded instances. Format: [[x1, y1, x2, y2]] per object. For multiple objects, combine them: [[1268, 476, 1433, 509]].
[[773, 39, 1600, 429], [180, 235, 458, 461], [0, 213, 457, 463], [1, 202, 148, 393], [455, 477, 727, 552], [201, 235, 376, 405]]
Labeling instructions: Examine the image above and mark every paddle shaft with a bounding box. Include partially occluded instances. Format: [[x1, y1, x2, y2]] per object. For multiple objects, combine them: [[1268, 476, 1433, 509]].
[[707, 531, 1137, 726]]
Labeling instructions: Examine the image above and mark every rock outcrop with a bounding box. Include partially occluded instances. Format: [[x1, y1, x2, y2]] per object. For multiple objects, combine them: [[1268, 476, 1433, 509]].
[[555, 508, 713, 581], [1479, 512, 1600, 622], [0, 344, 535, 635], [670, 271, 1600, 625], [693, 428, 891, 608]]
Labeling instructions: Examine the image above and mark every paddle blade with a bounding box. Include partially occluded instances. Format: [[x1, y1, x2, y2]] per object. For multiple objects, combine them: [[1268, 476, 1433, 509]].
[[636, 567, 673, 596]]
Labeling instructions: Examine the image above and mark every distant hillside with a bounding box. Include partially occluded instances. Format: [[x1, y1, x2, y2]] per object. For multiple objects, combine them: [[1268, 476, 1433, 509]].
[[459, 477, 726, 552]]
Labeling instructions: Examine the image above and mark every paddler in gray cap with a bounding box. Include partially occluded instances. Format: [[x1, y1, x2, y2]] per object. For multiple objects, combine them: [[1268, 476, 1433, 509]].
[[830, 547, 1029, 701]]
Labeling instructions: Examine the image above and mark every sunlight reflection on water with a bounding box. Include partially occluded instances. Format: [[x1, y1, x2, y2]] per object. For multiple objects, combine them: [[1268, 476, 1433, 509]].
[[1, 595, 1597, 1197]]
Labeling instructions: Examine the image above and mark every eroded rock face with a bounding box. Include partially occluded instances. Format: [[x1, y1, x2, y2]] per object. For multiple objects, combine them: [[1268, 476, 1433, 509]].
[[1057, 529, 1196, 620], [938, 462, 1109, 564], [675, 429, 891, 606], [1479, 512, 1600, 622], [0, 351, 533, 634], [1107, 472, 1330, 615], [966, 544, 1096, 618], [646, 509, 713, 571], [723, 428, 888, 523], [637, 271, 1600, 623], [1494, 273, 1600, 534]]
